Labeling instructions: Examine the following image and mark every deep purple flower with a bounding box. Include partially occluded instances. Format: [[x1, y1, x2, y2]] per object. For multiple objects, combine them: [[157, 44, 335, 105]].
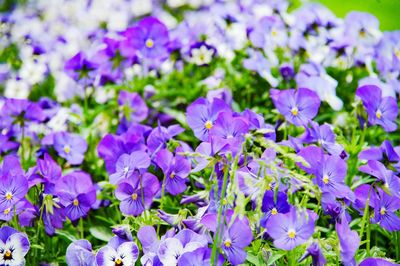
[[261, 190, 291, 227], [66, 239, 96, 266], [109, 151, 151, 185], [1, 99, 45, 124], [336, 214, 360, 266], [298, 242, 327, 266], [272, 88, 320, 126], [97, 129, 149, 174], [64, 52, 98, 83], [118, 90, 149, 123], [356, 85, 398, 132], [53, 132, 88, 165], [55, 171, 96, 221], [0, 226, 30, 265], [372, 188, 400, 232], [155, 149, 190, 195], [96, 240, 139, 266], [266, 207, 317, 250], [298, 146, 354, 201], [186, 97, 230, 141], [115, 173, 160, 216], [146, 124, 185, 155], [359, 160, 400, 198]]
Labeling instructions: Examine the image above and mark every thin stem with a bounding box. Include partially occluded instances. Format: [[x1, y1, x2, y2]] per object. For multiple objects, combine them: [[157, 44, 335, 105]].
[[79, 218, 84, 239], [211, 163, 230, 265]]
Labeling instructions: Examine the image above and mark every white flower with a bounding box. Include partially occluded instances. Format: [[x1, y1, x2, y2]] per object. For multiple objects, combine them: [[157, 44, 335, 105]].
[[190, 45, 214, 66], [4, 79, 30, 99]]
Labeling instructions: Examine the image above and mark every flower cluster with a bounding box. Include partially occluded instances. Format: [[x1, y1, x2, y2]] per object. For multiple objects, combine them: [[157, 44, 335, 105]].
[[0, 0, 399, 265]]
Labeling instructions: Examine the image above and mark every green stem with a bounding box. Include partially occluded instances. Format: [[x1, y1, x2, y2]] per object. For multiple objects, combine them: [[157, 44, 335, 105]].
[[157, 174, 167, 236], [211, 163, 230, 265], [79, 218, 84, 239]]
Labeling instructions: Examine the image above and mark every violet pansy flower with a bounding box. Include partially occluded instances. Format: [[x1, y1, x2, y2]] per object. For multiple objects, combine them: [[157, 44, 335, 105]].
[[155, 149, 191, 196], [261, 190, 291, 227], [53, 132, 88, 165], [54, 171, 96, 221], [96, 240, 139, 266], [66, 239, 96, 266], [336, 214, 360, 266], [186, 97, 230, 142], [118, 90, 149, 123], [356, 85, 398, 132], [266, 207, 317, 250], [109, 151, 151, 185], [115, 173, 160, 216], [272, 88, 321, 126]]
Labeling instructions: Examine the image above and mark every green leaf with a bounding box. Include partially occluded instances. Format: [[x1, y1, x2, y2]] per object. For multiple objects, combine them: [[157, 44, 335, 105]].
[[89, 226, 114, 242], [56, 229, 78, 242]]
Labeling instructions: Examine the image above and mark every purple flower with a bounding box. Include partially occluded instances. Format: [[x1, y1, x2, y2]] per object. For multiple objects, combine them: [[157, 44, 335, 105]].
[[157, 229, 208, 265], [359, 258, 399, 266], [298, 146, 354, 201], [201, 211, 252, 265], [359, 160, 400, 198], [298, 242, 326, 266], [96, 240, 139, 266], [372, 188, 400, 232], [209, 111, 249, 155], [0, 156, 28, 215], [0, 226, 30, 265], [66, 239, 96, 266], [186, 97, 230, 142], [272, 88, 320, 126], [155, 149, 190, 195], [115, 173, 160, 216], [55, 171, 96, 221], [53, 132, 88, 165], [266, 207, 317, 250], [118, 91, 149, 123], [124, 17, 169, 60], [261, 190, 291, 227], [146, 124, 185, 155], [64, 52, 98, 83], [336, 214, 360, 266], [109, 151, 151, 185], [1, 99, 45, 124], [356, 85, 398, 132], [178, 247, 224, 266]]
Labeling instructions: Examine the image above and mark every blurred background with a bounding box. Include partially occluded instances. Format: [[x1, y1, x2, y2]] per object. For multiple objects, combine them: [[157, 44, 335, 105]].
[[312, 0, 400, 30]]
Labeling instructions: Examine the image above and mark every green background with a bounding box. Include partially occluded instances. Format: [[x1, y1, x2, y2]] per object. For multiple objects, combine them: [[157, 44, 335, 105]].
[[314, 0, 400, 31]]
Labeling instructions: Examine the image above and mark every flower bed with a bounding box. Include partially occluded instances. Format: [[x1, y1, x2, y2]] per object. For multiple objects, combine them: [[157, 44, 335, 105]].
[[0, 0, 400, 265]]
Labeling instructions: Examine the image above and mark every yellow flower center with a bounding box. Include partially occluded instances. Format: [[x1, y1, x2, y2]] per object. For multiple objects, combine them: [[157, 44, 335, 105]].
[[265, 183, 271, 190], [271, 29, 278, 37], [5, 192, 13, 201], [359, 29, 366, 38], [376, 110, 382, 119], [132, 193, 138, 200], [291, 106, 299, 116], [170, 172, 175, 179], [271, 208, 278, 215], [287, 229, 296, 239], [205, 120, 213, 130], [380, 207, 386, 215], [322, 175, 329, 184], [73, 199, 79, 206], [115, 258, 123, 266], [145, 39, 154, 48], [4, 250, 12, 260], [64, 145, 71, 154], [3, 208, 10, 215], [224, 240, 232, 248], [395, 48, 400, 60]]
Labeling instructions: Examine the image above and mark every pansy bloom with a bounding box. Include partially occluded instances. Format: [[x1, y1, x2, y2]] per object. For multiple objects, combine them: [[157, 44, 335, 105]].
[[356, 85, 398, 132], [0, 226, 30, 265], [272, 88, 321, 126], [53, 132, 88, 165]]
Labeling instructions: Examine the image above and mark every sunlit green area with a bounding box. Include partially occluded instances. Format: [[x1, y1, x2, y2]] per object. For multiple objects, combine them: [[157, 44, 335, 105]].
[[314, 0, 400, 30]]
